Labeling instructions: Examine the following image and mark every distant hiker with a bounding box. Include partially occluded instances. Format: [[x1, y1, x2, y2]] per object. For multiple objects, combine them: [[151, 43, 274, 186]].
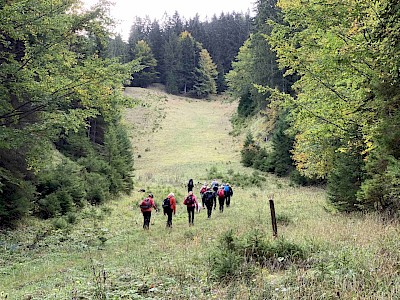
[[217, 187, 226, 212], [202, 187, 215, 218], [211, 179, 219, 193], [187, 178, 194, 193], [183, 191, 198, 226], [199, 182, 208, 206], [225, 183, 233, 207], [162, 192, 176, 228], [140, 193, 157, 230]]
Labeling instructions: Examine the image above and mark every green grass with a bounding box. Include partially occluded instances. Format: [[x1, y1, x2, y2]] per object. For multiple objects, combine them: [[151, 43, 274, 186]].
[[0, 86, 399, 299]]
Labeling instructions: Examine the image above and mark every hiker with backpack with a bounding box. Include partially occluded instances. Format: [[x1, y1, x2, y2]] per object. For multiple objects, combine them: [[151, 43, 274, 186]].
[[187, 178, 194, 193], [140, 193, 158, 230], [183, 191, 199, 226], [217, 186, 226, 213], [162, 192, 176, 228], [199, 182, 208, 207], [225, 183, 233, 207], [202, 187, 215, 218], [211, 179, 219, 193]]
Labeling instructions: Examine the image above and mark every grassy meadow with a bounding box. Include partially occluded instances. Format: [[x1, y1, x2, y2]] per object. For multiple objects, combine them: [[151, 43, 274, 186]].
[[0, 86, 399, 299]]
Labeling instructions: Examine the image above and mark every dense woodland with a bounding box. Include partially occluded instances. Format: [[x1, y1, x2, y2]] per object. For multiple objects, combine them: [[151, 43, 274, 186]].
[[0, 0, 399, 227]]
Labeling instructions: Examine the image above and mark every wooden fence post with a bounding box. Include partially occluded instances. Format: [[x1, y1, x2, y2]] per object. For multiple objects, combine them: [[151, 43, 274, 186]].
[[269, 196, 278, 238]]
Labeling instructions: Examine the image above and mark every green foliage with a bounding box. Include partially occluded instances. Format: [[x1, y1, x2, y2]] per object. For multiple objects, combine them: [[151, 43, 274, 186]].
[[125, 11, 251, 93], [206, 166, 224, 180], [226, 19, 293, 115], [36, 159, 86, 218], [0, 171, 35, 227], [206, 165, 266, 188], [266, 0, 400, 213], [357, 79, 400, 214], [0, 0, 135, 224], [163, 33, 182, 94], [103, 122, 134, 194], [358, 154, 400, 214], [327, 145, 365, 212], [268, 113, 294, 176], [130, 40, 158, 87], [178, 31, 200, 94], [240, 125, 292, 176], [106, 34, 130, 63], [237, 92, 257, 118], [210, 229, 308, 281], [193, 49, 218, 98], [240, 132, 260, 167]]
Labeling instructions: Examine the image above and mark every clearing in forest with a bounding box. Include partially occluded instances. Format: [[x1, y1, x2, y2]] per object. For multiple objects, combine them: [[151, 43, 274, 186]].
[[1, 86, 398, 299]]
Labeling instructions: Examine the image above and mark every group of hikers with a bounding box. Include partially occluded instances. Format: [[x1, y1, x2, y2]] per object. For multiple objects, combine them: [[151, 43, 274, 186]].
[[139, 179, 234, 229]]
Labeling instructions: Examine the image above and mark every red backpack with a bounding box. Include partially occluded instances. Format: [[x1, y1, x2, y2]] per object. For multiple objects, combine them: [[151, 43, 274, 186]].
[[185, 195, 195, 206], [218, 189, 225, 198], [140, 198, 151, 209]]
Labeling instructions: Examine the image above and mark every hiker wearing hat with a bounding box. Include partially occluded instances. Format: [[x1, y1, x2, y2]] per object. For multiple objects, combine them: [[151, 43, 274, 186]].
[[162, 192, 176, 228], [139, 193, 158, 230], [183, 191, 198, 226]]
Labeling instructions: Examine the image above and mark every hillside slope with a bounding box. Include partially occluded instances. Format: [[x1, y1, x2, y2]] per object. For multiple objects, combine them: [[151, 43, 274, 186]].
[[0, 87, 398, 299]]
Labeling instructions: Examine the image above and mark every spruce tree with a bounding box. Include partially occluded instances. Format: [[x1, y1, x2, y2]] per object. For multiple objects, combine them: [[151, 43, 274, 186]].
[[178, 31, 200, 94], [131, 40, 158, 87], [163, 33, 182, 94], [193, 49, 218, 98]]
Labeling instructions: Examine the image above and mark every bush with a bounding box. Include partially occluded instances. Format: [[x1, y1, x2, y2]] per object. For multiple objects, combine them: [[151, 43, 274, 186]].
[[206, 166, 224, 181], [210, 229, 308, 281], [358, 154, 400, 214], [85, 172, 110, 205], [327, 149, 365, 212], [0, 174, 35, 227], [225, 170, 266, 188], [36, 159, 86, 218]]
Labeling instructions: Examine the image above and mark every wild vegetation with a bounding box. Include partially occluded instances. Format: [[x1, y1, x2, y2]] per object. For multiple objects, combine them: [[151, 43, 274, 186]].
[[0, 87, 399, 299], [1, 0, 399, 298]]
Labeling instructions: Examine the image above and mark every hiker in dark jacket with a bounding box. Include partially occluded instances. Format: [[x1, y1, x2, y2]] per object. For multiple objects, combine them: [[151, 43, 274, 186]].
[[187, 178, 194, 193], [211, 179, 219, 193], [140, 193, 157, 230], [224, 183, 233, 207], [202, 187, 214, 218], [183, 191, 198, 226], [163, 193, 176, 228]]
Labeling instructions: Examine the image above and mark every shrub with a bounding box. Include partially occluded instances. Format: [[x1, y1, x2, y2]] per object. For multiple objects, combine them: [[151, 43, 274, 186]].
[[358, 154, 400, 215], [0, 174, 35, 227], [327, 149, 365, 212], [206, 166, 224, 180], [36, 159, 86, 218], [85, 172, 110, 205], [52, 217, 69, 229], [210, 229, 308, 281]]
